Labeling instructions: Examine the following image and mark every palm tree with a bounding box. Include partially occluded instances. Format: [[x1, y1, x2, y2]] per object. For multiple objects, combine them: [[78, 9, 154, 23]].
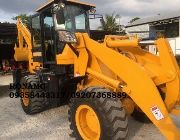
[[99, 13, 119, 32], [12, 14, 31, 28], [129, 17, 140, 23]]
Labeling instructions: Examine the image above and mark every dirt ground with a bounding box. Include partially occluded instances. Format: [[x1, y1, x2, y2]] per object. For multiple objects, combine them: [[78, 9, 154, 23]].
[[0, 75, 179, 140]]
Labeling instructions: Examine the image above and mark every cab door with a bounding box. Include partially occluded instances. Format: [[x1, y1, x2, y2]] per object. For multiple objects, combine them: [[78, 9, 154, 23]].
[[31, 14, 43, 63], [42, 11, 56, 65]]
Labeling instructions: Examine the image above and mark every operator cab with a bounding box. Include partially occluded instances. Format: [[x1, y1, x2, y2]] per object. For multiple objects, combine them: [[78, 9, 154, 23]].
[[31, 0, 95, 66]]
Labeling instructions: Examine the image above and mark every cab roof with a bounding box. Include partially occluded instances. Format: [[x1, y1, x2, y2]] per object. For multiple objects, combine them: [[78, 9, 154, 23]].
[[36, 0, 96, 12]]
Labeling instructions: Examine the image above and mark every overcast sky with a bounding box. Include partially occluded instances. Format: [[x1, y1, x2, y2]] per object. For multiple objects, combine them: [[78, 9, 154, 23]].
[[0, 0, 180, 25]]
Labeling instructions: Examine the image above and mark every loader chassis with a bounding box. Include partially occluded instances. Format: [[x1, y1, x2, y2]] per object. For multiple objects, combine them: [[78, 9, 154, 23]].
[[13, 0, 180, 139]]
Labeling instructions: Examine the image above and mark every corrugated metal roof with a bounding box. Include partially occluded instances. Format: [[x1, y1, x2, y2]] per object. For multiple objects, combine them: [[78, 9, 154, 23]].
[[0, 23, 17, 39], [126, 11, 180, 27]]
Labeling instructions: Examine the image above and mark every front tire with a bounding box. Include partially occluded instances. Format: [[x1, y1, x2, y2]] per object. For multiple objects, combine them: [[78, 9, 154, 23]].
[[68, 87, 128, 140], [20, 75, 49, 115], [131, 107, 151, 123]]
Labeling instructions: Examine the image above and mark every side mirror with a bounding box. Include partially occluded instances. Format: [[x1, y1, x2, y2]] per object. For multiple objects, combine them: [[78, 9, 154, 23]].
[[53, 2, 65, 24], [56, 9, 65, 25]]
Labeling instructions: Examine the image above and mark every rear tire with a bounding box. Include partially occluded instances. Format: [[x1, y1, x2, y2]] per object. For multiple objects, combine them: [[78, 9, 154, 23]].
[[131, 107, 151, 123], [20, 75, 49, 115], [68, 87, 128, 140]]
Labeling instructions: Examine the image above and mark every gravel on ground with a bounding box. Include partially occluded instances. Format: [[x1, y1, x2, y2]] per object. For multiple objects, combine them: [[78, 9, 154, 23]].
[[0, 75, 179, 140]]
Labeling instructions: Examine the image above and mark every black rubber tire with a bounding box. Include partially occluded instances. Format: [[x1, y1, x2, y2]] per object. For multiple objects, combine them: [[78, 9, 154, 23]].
[[131, 108, 151, 123], [20, 75, 49, 115], [68, 87, 128, 140]]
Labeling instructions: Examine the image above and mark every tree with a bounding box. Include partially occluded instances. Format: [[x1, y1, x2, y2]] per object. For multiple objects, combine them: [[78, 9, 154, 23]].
[[99, 13, 119, 32], [129, 17, 140, 23], [12, 14, 31, 27]]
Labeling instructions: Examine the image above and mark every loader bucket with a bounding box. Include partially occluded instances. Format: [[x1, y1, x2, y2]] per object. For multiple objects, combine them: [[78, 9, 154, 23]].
[[14, 45, 29, 61]]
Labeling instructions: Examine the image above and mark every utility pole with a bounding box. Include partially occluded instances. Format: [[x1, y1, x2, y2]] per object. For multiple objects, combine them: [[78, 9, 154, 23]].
[[116, 14, 121, 33]]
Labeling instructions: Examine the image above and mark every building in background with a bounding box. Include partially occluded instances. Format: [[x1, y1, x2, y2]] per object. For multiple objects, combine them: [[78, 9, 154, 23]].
[[126, 11, 180, 58], [0, 23, 17, 73]]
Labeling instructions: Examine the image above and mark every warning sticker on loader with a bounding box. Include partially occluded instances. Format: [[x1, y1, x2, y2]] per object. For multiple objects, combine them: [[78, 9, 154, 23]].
[[151, 106, 164, 120]]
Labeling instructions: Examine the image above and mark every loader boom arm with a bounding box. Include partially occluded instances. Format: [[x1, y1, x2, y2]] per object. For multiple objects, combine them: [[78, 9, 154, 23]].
[[14, 19, 41, 73], [16, 19, 32, 49], [75, 33, 180, 139]]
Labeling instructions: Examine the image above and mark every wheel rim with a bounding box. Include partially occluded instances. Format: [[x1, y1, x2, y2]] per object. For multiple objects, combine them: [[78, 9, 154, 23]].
[[75, 105, 101, 140], [21, 88, 29, 106]]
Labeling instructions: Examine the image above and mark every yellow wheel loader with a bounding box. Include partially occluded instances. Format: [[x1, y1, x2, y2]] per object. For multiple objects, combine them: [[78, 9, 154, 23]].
[[13, 0, 180, 139]]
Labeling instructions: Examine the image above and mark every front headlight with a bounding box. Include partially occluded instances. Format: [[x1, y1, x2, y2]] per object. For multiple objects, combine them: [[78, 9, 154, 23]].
[[58, 30, 77, 43]]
